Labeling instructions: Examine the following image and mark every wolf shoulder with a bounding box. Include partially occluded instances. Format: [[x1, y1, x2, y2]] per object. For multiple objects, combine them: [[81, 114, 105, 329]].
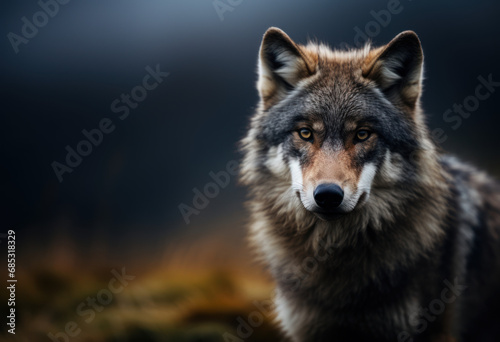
[[439, 154, 500, 269], [440, 154, 500, 217]]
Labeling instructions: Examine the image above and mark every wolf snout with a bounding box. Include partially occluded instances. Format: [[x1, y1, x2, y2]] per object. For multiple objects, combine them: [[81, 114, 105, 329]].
[[313, 183, 344, 209]]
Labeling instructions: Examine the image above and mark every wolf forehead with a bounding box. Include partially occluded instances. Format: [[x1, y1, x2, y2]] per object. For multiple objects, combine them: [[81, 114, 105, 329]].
[[258, 71, 416, 150], [260, 79, 378, 136]]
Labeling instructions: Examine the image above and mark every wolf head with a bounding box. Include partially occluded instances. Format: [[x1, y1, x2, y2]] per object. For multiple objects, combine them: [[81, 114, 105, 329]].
[[241, 28, 445, 231]]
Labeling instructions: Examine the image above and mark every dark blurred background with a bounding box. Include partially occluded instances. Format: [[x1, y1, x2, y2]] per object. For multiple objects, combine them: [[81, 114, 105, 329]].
[[1, 0, 500, 340]]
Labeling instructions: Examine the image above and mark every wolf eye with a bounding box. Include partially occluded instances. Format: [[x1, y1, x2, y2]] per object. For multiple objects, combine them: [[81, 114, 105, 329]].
[[356, 130, 371, 142], [298, 128, 313, 141]]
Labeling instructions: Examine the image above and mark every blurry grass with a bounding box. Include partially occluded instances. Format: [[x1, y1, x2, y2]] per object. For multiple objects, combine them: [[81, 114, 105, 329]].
[[0, 218, 282, 342], [0, 266, 280, 341]]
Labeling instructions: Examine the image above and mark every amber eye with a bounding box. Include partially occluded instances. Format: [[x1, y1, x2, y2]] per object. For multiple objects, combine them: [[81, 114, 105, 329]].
[[356, 130, 371, 142], [298, 128, 313, 141]]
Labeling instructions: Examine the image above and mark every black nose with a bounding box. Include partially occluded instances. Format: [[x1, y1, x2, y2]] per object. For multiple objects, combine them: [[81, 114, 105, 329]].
[[314, 184, 344, 209]]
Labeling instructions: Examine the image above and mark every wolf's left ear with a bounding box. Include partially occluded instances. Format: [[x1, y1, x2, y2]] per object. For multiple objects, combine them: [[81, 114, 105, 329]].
[[363, 31, 423, 109], [258, 27, 316, 108]]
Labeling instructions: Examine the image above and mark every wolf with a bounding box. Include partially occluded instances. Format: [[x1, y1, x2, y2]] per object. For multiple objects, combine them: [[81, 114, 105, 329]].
[[240, 28, 500, 342]]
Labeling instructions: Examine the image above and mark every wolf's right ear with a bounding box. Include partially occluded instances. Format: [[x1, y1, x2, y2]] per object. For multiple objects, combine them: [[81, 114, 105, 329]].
[[258, 28, 316, 108]]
